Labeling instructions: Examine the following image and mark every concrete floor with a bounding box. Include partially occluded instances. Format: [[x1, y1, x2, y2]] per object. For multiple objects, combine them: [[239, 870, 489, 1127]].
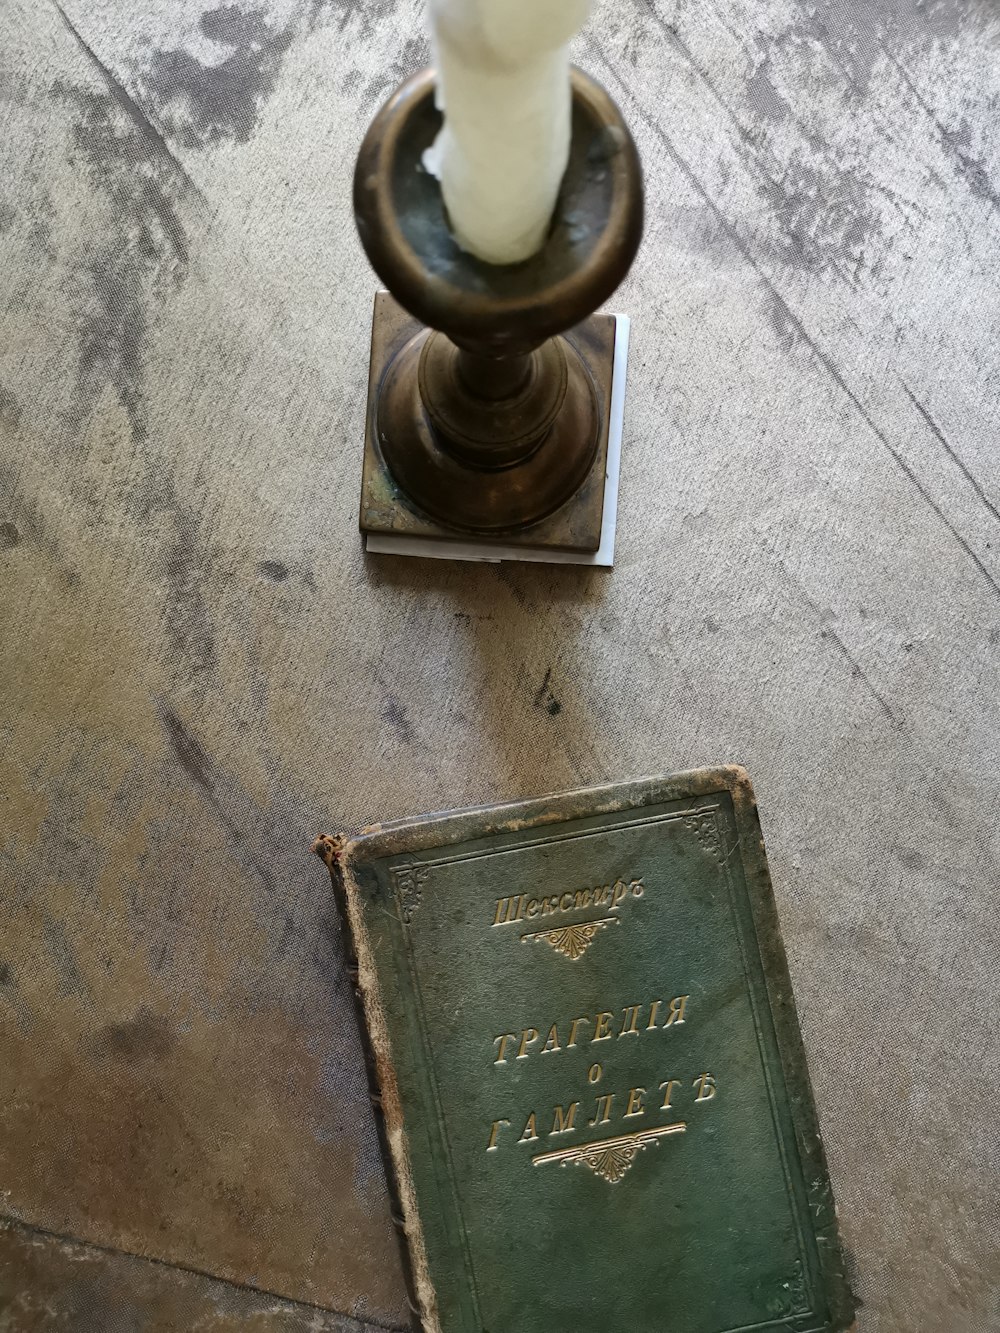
[[1, 0, 998, 1328]]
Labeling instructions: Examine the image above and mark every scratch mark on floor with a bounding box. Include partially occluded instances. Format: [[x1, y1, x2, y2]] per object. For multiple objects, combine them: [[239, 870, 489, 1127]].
[[640, 1, 747, 145], [533, 667, 553, 708], [776, 565, 903, 730], [822, 625, 902, 730], [51, 0, 208, 208], [899, 381, 1000, 527]]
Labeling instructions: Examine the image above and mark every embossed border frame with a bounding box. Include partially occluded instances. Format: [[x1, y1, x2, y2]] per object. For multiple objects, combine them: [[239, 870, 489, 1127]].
[[342, 767, 856, 1333]]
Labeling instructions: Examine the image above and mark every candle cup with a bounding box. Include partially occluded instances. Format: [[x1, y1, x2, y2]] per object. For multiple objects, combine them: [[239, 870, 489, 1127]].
[[354, 67, 643, 552]]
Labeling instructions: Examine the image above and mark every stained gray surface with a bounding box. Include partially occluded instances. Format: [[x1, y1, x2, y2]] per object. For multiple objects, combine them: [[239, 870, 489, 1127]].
[[0, 1219, 390, 1333], [0, 0, 997, 1330]]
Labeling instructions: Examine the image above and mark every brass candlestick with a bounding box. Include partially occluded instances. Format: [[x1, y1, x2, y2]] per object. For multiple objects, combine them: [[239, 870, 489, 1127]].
[[354, 67, 643, 553]]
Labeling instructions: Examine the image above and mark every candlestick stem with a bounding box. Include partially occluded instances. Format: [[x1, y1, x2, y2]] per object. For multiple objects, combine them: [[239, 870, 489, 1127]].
[[455, 350, 532, 403]]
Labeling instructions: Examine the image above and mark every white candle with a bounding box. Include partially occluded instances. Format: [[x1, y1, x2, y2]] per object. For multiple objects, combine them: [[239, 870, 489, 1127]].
[[424, 0, 595, 267]]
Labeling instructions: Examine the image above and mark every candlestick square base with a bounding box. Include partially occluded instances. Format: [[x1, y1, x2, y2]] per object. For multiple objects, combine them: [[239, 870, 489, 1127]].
[[359, 295, 629, 566]]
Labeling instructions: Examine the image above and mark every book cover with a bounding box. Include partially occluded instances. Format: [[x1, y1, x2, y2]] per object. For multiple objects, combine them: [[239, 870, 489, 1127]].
[[315, 767, 856, 1333]]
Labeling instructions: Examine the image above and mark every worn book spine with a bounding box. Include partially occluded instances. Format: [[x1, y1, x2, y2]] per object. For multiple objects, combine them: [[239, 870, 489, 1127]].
[[313, 834, 423, 1333]]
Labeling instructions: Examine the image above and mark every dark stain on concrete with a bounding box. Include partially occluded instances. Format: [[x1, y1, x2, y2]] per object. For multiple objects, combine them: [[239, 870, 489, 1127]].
[[80, 245, 152, 443], [0, 463, 82, 584], [49, 31, 224, 682], [745, 57, 790, 125], [161, 511, 219, 676], [383, 697, 414, 745], [163, 707, 216, 794], [13, 189, 59, 269], [142, 5, 296, 148], [55, 83, 189, 446], [492, 562, 533, 611], [53, 2, 206, 204], [534, 667, 563, 718], [157, 702, 287, 910], [898, 847, 925, 871], [0, 522, 19, 551], [761, 153, 882, 280], [259, 559, 290, 581], [93, 1006, 175, 1063], [0, 383, 22, 429], [938, 118, 1000, 209], [43, 916, 86, 998], [798, 0, 982, 94], [308, 0, 399, 46], [534, 667, 553, 705], [137, 0, 413, 147], [53, 19, 219, 677], [0, 963, 11, 987]]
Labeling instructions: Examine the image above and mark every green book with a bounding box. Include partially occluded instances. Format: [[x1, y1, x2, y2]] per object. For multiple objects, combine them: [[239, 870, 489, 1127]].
[[316, 768, 855, 1333]]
